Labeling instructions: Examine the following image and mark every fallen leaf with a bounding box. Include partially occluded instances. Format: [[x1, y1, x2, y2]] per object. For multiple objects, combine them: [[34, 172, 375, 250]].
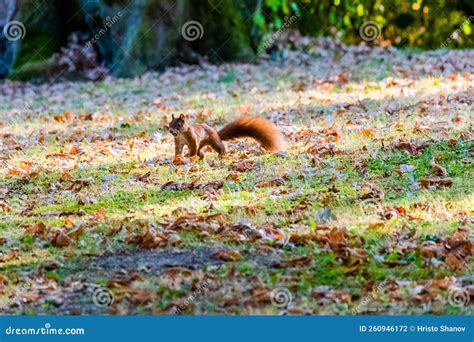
[[63, 110, 74, 120], [430, 159, 448, 177], [0, 202, 12, 213], [394, 141, 428, 155], [53, 115, 65, 123], [92, 207, 106, 221], [49, 229, 72, 247], [420, 177, 453, 189], [172, 155, 186, 165], [161, 181, 223, 192], [212, 249, 241, 262], [360, 128, 375, 136], [230, 160, 254, 172], [23, 222, 46, 237], [256, 177, 285, 188], [273, 255, 314, 268]]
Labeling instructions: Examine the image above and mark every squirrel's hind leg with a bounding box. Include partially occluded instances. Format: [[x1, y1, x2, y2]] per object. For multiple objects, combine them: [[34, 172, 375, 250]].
[[199, 133, 226, 157], [210, 138, 226, 156]]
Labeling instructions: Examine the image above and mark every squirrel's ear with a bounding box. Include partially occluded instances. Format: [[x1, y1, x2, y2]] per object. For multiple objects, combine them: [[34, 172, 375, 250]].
[[179, 113, 186, 120], [171, 114, 175, 119]]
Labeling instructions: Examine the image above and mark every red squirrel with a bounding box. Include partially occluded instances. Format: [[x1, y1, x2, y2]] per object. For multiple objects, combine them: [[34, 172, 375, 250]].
[[168, 114, 286, 158]]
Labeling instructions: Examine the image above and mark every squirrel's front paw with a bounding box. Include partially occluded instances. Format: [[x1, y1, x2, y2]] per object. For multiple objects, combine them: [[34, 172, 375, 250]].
[[172, 155, 186, 165]]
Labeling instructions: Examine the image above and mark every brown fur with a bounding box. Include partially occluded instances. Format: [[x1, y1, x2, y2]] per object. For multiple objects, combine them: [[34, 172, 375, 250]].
[[168, 114, 286, 158], [218, 115, 287, 152]]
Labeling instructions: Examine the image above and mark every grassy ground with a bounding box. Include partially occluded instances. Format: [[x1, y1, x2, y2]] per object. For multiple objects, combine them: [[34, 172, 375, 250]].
[[0, 41, 472, 315]]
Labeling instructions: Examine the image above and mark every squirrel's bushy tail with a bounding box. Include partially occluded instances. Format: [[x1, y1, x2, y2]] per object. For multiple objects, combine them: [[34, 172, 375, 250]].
[[218, 115, 287, 152]]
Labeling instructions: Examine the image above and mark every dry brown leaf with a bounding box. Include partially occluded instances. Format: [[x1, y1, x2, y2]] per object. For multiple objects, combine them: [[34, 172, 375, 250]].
[[0, 202, 12, 213], [50, 229, 72, 247], [63, 110, 74, 120], [230, 160, 254, 172], [161, 181, 223, 192], [394, 141, 428, 155], [23, 222, 46, 237], [172, 155, 186, 165], [430, 159, 448, 177], [107, 273, 143, 288], [383, 206, 407, 219], [212, 249, 241, 262], [255, 177, 285, 188], [360, 128, 375, 136], [92, 207, 106, 221], [53, 115, 65, 123], [444, 253, 465, 272], [22, 293, 40, 303], [420, 177, 453, 189], [68, 225, 85, 239], [273, 255, 314, 268]]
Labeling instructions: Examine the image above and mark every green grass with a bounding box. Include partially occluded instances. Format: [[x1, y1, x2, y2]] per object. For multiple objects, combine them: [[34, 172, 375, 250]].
[[0, 47, 472, 315]]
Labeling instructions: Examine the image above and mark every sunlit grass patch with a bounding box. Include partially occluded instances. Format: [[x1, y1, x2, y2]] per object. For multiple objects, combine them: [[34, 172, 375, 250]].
[[0, 47, 472, 315]]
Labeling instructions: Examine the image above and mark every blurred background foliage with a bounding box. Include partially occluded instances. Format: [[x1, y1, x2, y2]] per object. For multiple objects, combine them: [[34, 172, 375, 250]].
[[270, 0, 472, 48], [0, 0, 472, 80]]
